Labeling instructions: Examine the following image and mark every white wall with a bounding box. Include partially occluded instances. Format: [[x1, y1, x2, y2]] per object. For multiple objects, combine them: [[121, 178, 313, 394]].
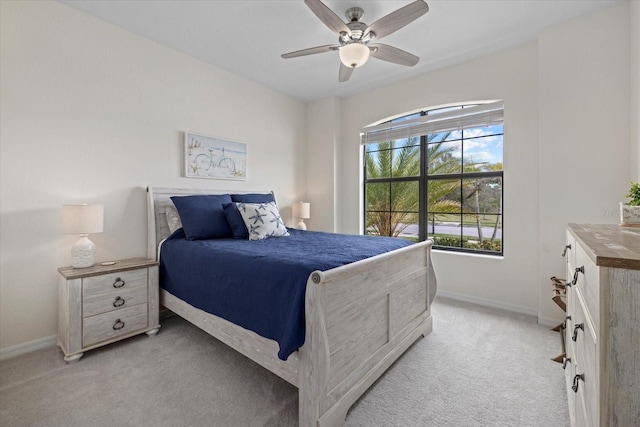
[[0, 1, 306, 353], [537, 4, 630, 323], [305, 97, 341, 232]]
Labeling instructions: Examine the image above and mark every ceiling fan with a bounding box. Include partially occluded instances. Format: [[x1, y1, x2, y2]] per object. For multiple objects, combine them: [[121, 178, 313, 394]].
[[281, 0, 429, 82]]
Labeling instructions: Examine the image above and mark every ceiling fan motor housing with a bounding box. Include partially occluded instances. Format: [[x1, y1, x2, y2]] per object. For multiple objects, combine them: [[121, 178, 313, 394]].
[[345, 7, 364, 22]]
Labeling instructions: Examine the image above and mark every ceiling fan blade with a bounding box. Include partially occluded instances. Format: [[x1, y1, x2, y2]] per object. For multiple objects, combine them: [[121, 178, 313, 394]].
[[281, 44, 339, 59], [339, 62, 354, 82], [304, 0, 351, 36], [369, 43, 419, 66], [365, 0, 429, 41]]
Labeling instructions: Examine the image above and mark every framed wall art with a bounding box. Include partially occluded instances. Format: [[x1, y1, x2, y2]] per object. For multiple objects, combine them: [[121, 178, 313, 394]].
[[184, 132, 247, 180]]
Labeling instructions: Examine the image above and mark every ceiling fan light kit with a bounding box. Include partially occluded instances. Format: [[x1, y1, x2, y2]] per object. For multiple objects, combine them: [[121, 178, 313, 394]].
[[339, 43, 370, 68], [281, 0, 429, 82]]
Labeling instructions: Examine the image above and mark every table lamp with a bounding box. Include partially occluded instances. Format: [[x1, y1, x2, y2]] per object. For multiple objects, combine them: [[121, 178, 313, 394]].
[[293, 202, 310, 230], [62, 204, 104, 268]]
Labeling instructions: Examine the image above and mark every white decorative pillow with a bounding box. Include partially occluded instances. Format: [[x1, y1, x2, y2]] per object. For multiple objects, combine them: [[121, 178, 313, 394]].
[[235, 202, 290, 241], [165, 203, 183, 234]]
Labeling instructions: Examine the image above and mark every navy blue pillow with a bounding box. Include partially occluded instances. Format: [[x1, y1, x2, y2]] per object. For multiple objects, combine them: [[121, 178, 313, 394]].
[[223, 203, 249, 239], [231, 193, 275, 203], [170, 194, 232, 240]]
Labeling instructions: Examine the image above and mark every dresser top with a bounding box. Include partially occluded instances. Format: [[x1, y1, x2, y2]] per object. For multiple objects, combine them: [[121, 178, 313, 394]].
[[568, 224, 640, 270], [58, 257, 158, 279]]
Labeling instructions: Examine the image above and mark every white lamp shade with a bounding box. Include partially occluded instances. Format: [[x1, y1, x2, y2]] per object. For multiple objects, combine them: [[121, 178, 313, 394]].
[[339, 43, 370, 68], [293, 202, 311, 220], [62, 204, 104, 234]]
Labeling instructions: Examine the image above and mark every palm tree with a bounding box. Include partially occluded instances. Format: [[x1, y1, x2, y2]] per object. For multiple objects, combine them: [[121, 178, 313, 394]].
[[365, 139, 420, 237], [365, 135, 462, 237]]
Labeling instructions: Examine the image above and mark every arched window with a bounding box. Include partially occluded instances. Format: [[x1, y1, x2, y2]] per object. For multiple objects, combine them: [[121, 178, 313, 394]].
[[361, 101, 504, 255]]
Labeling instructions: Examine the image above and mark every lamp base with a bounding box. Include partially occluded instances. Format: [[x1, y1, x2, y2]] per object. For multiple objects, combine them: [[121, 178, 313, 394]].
[[71, 235, 96, 268], [296, 220, 307, 231]]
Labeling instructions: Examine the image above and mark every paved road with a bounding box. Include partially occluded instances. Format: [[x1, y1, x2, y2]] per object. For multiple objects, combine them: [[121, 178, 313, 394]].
[[400, 223, 502, 239]]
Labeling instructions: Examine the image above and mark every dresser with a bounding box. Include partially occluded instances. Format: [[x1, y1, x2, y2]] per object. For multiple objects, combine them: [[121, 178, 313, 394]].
[[57, 257, 160, 362], [563, 224, 640, 426]]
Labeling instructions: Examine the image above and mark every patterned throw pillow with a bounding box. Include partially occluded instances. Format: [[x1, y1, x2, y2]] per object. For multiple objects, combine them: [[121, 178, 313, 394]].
[[235, 202, 290, 241], [165, 203, 183, 234]]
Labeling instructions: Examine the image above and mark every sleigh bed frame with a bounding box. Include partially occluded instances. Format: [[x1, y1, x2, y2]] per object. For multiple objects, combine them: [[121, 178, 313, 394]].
[[147, 186, 436, 427]]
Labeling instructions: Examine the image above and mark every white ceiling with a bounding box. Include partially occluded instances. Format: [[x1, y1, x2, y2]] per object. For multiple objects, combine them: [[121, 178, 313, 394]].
[[59, 0, 623, 102]]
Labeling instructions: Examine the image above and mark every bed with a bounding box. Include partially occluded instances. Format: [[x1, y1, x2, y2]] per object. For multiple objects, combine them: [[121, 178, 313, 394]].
[[147, 187, 437, 427]]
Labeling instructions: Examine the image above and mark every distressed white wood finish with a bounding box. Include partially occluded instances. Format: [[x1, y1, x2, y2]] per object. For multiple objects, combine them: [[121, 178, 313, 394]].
[[565, 225, 640, 427], [147, 265, 160, 336], [83, 303, 148, 347], [83, 283, 147, 317], [148, 187, 437, 427], [57, 258, 161, 362]]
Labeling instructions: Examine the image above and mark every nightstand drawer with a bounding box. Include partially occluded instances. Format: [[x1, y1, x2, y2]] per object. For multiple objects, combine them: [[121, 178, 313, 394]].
[[83, 303, 148, 347], [83, 269, 147, 297], [83, 285, 148, 317]]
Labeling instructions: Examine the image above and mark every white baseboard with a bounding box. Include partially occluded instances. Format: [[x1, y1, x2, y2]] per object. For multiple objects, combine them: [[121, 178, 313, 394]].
[[0, 335, 57, 361], [436, 290, 541, 319]]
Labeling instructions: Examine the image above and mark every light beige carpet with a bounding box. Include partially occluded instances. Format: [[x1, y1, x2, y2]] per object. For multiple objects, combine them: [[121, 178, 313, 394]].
[[0, 297, 569, 426]]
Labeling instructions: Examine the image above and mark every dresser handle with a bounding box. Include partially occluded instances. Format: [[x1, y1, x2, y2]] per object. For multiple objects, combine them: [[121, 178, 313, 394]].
[[113, 296, 125, 307], [572, 373, 584, 393], [563, 357, 572, 370], [112, 319, 125, 330], [113, 278, 125, 288], [572, 323, 584, 342], [570, 266, 584, 286], [562, 315, 571, 329], [562, 244, 571, 257]]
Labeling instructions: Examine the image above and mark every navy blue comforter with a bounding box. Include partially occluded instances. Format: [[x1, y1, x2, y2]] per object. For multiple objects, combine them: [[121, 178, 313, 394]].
[[160, 229, 412, 360]]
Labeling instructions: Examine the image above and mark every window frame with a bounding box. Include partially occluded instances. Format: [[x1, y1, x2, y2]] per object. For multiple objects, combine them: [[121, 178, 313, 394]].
[[362, 104, 504, 256]]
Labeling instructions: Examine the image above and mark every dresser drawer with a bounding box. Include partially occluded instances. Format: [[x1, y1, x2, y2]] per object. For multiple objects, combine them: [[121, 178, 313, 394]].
[[83, 269, 147, 297], [573, 294, 598, 425], [83, 285, 148, 317], [566, 230, 576, 272], [574, 246, 599, 331], [575, 388, 591, 427], [83, 303, 148, 347], [564, 339, 577, 423]]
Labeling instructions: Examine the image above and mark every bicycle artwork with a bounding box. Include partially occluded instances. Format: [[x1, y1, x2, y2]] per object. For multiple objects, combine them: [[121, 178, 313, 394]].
[[184, 132, 247, 180]]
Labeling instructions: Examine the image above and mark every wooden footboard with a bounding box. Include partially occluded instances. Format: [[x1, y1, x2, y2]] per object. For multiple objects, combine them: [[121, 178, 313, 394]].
[[299, 239, 436, 427]]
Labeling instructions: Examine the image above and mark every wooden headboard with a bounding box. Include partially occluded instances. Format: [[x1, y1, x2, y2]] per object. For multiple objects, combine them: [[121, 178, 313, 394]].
[[146, 187, 274, 260]]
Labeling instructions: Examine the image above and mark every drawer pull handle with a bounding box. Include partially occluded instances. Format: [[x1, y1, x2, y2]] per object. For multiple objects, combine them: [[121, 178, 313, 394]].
[[112, 319, 125, 330], [572, 323, 584, 342], [113, 296, 125, 307], [562, 357, 572, 370], [113, 278, 125, 288], [562, 315, 571, 329], [562, 244, 571, 257], [570, 266, 584, 286], [572, 373, 584, 393]]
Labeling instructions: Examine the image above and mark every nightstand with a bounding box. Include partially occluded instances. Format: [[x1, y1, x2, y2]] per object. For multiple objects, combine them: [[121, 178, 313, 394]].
[[57, 257, 160, 362]]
